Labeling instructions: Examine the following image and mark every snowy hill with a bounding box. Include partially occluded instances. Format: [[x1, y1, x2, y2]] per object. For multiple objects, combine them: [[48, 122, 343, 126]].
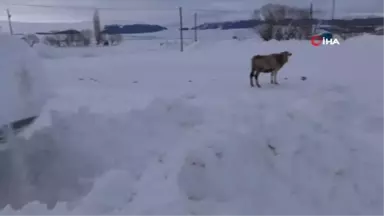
[[0, 31, 382, 214]]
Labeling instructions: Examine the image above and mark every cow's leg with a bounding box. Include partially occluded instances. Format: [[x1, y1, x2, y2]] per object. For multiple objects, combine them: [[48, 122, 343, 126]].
[[273, 69, 280, 85], [250, 70, 255, 87], [270, 72, 274, 84], [255, 71, 261, 88], [273, 70, 279, 85]]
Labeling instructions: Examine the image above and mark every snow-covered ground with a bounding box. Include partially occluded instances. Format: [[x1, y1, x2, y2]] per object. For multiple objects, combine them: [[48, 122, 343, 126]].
[[27, 29, 255, 59], [0, 31, 383, 214]]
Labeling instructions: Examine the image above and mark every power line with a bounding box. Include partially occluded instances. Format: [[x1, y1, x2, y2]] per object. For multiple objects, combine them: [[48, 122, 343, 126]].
[[7, 3, 176, 11], [5, 3, 255, 13]]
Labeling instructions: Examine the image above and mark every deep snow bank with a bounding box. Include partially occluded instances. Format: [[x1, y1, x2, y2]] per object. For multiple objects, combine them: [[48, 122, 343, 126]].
[[6, 91, 381, 215], [0, 34, 52, 126], [0, 98, 203, 212]]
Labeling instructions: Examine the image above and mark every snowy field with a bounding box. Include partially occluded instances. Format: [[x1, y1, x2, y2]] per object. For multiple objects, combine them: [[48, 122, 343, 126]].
[[25, 29, 255, 59], [0, 32, 383, 215]]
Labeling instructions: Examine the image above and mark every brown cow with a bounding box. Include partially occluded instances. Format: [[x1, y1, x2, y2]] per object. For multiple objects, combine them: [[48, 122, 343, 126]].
[[250, 51, 292, 88]]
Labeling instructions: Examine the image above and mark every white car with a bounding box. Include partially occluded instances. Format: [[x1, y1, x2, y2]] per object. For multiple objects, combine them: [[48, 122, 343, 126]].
[[0, 34, 52, 149]]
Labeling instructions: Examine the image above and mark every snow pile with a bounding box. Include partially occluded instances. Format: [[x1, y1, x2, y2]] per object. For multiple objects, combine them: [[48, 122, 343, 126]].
[[0, 98, 203, 213], [0, 34, 52, 126], [0, 33, 382, 215]]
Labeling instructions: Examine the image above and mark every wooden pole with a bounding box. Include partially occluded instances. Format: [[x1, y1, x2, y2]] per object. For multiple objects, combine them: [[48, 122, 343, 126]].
[[194, 12, 198, 42], [310, 2, 314, 35], [6, 9, 13, 35], [179, 7, 184, 52]]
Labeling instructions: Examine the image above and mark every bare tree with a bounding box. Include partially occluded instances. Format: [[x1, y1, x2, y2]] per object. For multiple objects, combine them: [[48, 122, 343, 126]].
[[253, 4, 282, 41], [43, 35, 59, 47], [80, 29, 93, 46], [93, 9, 102, 45], [260, 3, 287, 22], [109, 34, 123, 45], [274, 27, 284, 41], [258, 24, 274, 41], [21, 34, 40, 47], [253, 3, 313, 41], [100, 33, 123, 46]]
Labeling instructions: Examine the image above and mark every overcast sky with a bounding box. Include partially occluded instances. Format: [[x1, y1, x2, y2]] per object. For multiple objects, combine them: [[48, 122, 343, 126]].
[[0, 0, 383, 23]]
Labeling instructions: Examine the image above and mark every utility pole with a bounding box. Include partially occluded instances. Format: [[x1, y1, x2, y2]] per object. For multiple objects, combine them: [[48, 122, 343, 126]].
[[194, 12, 198, 42], [331, 0, 335, 20], [179, 7, 184, 52], [6, 9, 13, 35], [310, 1, 314, 35], [309, 2, 313, 19]]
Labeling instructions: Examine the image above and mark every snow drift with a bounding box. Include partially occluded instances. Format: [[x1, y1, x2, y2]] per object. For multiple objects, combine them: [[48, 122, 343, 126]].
[[0, 34, 52, 126], [0, 33, 382, 215], [0, 98, 204, 212]]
